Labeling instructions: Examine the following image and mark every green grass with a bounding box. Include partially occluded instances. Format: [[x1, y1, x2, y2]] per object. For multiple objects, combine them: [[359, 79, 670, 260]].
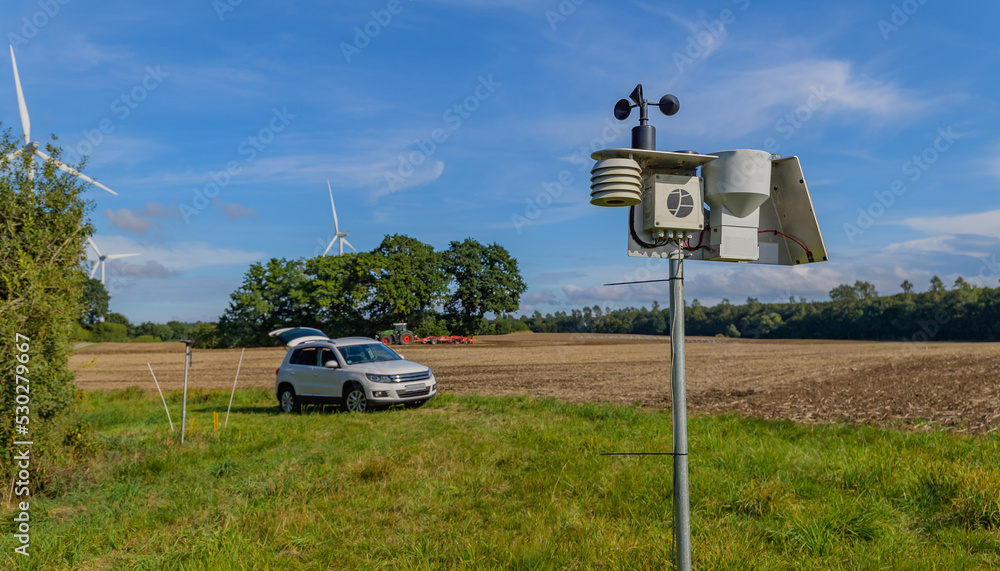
[[3, 389, 1000, 569]]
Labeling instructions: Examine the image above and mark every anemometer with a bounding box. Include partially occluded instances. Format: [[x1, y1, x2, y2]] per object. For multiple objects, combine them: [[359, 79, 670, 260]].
[[589, 84, 830, 571]]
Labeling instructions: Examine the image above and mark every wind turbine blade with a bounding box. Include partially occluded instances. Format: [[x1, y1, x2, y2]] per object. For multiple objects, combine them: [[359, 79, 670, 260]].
[[323, 237, 337, 256], [327, 180, 340, 233], [9, 46, 31, 145], [87, 236, 102, 257], [89, 261, 99, 279], [106, 253, 140, 260], [33, 149, 118, 196], [5, 147, 23, 161], [341, 239, 356, 252]]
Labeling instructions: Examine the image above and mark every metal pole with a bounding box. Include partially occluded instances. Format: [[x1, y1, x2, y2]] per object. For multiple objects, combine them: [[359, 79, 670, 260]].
[[670, 251, 691, 571], [181, 343, 191, 443]]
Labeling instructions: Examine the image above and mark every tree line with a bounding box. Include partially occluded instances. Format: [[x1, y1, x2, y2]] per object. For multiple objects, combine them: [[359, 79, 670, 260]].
[[519, 277, 1000, 341], [214, 234, 527, 347]]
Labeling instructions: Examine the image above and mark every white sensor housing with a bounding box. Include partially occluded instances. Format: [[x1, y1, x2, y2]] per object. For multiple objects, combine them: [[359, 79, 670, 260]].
[[642, 173, 704, 233]]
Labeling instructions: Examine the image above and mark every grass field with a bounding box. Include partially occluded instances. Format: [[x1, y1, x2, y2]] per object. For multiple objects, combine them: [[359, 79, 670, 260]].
[[3, 388, 1000, 569]]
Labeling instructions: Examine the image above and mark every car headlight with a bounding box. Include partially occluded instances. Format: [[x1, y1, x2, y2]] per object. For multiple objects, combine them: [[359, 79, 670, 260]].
[[366, 373, 393, 383]]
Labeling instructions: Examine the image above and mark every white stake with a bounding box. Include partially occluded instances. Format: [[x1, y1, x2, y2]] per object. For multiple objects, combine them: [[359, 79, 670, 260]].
[[225, 348, 245, 428], [147, 362, 174, 433]]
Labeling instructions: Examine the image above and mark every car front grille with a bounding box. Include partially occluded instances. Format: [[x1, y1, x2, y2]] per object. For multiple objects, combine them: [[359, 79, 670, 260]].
[[398, 387, 431, 398], [392, 370, 431, 383]]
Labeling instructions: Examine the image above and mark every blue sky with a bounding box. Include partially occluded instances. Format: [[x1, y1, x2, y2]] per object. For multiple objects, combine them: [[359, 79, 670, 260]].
[[5, 0, 1000, 323]]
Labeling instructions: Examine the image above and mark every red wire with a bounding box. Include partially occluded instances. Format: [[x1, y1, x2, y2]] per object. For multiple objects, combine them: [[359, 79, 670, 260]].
[[684, 226, 708, 251], [759, 229, 813, 260]]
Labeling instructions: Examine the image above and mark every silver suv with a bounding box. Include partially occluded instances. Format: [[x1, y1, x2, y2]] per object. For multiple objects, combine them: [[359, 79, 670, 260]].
[[270, 327, 437, 413]]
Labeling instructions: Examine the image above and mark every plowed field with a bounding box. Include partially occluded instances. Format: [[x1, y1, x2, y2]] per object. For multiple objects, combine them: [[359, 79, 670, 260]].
[[70, 333, 1000, 432]]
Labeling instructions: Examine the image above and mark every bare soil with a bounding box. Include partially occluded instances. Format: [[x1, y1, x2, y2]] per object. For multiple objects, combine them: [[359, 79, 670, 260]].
[[70, 333, 1000, 432]]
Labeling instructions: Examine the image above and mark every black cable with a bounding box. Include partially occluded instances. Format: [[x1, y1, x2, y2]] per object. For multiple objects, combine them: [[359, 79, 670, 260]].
[[629, 205, 661, 249]]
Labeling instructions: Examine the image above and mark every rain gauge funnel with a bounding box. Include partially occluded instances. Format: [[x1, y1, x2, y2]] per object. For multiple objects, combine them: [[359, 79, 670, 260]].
[[701, 149, 772, 218]]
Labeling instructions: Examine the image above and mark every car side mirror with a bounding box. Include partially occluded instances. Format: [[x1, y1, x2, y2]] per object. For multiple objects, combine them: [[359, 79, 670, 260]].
[[397, 354, 405, 360], [324, 360, 339, 368]]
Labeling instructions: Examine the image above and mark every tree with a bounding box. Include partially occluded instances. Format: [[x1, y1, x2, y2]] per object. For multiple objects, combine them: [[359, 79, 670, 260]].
[[853, 281, 879, 300], [80, 277, 110, 325], [105, 312, 133, 337], [929, 276, 946, 294], [191, 322, 218, 348], [633, 311, 666, 335], [217, 258, 310, 346], [166, 320, 189, 341], [901, 279, 914, 294], [135, 321, 175, 341], [443, 238, 527, 335], [304, 253, 370, 337], [1, 134, 95, 462], [362, 235, 449, 328], [829, 283, 858, 305]]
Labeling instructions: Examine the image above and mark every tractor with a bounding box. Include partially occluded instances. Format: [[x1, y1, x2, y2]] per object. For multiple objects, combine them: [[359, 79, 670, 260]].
[[375, 322, 414, 345]]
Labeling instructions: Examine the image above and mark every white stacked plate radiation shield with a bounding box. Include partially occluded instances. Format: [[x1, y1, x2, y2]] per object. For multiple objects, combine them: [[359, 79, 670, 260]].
[[590, 158, 642, 207]]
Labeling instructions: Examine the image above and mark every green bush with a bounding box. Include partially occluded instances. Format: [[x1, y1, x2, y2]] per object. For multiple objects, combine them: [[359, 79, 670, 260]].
[[73, 322, 91, 341], [131, 335, 161, 343], [492, 317, 530, 335], [89, 322, 129, 342], [0, 135, 92, 477]]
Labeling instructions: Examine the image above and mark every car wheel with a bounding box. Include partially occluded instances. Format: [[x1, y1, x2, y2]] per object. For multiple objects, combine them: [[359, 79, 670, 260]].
[[404, 399, 426, 409], [343, 384, 369, 413], [278, 385, 300, 413]]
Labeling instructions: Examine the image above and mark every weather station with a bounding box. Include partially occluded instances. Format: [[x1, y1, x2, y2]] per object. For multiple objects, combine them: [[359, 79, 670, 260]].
[[591, 84, 828, 570]]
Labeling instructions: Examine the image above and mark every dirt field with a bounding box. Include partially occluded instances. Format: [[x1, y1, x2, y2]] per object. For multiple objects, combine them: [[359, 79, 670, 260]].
[[70, 333, 1000, 433]]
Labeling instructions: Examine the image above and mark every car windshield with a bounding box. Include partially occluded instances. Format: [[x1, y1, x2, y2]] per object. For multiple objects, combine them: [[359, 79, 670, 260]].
[[338, 343, 402, 365]]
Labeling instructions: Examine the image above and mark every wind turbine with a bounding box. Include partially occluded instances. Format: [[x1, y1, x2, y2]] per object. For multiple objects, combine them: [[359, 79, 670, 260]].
[[87, 237, 139, 285], [323, 180, 356, 256], [5, 46, 118, 195]]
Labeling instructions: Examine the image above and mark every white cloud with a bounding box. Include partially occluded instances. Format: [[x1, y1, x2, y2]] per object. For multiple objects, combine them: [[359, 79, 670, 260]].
[[885, 236, 961, 256], [370, 160, 445, 202], [902, 209, 1000, 240], [103, 208, 152, 234], [108, 259, 181, 279], [90, 236, 265, 273], [212, 199, 259, 220], [677, 60, 931, 139], [102, 202, 182, 234]]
